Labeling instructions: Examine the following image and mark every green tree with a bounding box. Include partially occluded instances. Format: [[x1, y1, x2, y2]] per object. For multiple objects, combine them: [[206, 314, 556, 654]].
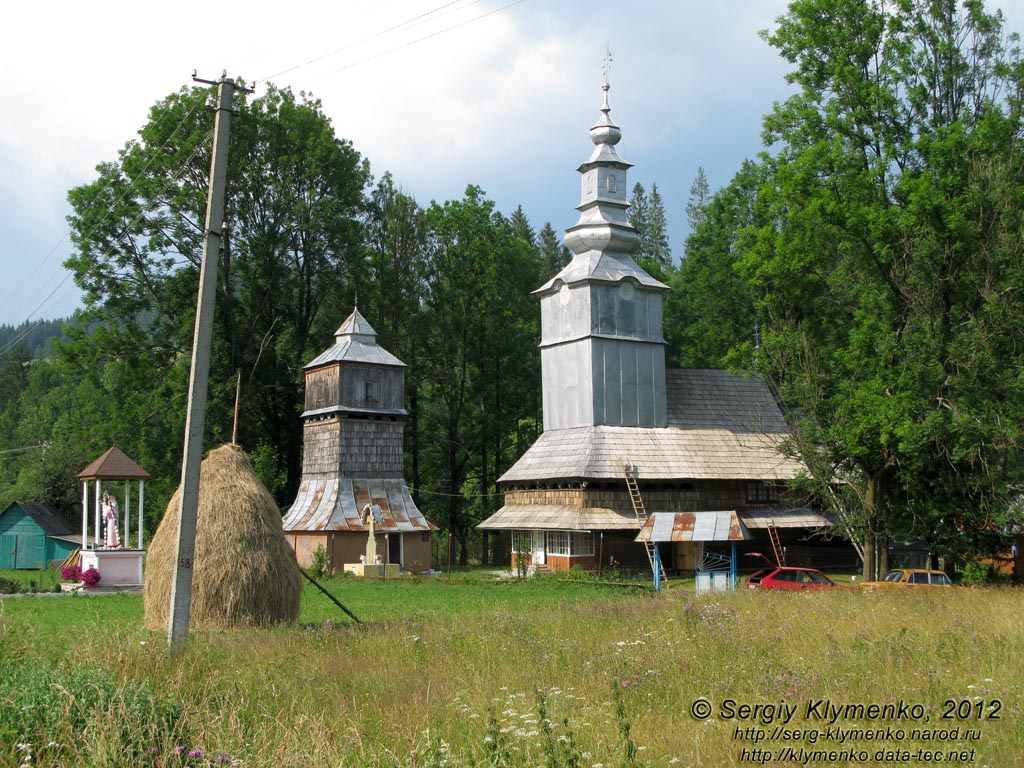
[[628, 182, 649, 257], [744, 0, 1024, 576], [419, 187, 541, 566], [509, 205, 536, 250], [358, 173, 429, 507], [64, 83, 370, 505], [685, 166, 711, 232], [674, 160, 765, 369], [646, 183, 672, 268], [537, 222, 570, 276]]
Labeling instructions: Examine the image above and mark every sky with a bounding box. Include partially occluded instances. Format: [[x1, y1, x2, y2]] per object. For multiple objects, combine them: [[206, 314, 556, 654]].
[[3, 0, 1024, 327]]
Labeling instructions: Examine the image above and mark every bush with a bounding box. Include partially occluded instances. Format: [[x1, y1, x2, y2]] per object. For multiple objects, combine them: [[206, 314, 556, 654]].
[[0, 577, 19, 595], [309, 545, 329, 579], [80, 567, 101, 588], [61, 564, 81, 581]]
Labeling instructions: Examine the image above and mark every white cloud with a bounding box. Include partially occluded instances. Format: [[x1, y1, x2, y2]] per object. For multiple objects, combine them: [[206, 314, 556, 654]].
[[4, 0, 1024, 323]]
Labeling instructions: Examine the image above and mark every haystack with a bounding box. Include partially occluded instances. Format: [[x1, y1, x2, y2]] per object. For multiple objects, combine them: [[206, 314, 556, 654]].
[[144, 444, 301, 630]]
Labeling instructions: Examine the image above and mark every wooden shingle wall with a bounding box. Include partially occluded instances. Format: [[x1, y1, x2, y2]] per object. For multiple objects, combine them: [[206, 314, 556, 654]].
[[305, 367, 339, 412], [305, 364, 404, 412], [339, 420, 404, 477], [302, 417, 405, 478], [505, 480, 804, 514]]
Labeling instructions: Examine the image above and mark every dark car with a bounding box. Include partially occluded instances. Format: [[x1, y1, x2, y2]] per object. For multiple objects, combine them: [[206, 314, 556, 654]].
[[746, 566, 838, 591]]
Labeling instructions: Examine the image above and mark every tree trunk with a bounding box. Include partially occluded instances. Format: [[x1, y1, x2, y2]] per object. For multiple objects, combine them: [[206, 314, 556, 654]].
[[863, 529, 876, 582], [862, 466, 891, 581]]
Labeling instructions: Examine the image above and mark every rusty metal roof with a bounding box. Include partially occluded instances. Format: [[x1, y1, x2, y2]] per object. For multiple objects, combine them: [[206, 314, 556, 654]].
[[77, 446, 151, 481], [636, 511, 752, 543], [282, 478, 437, 533], [739, 507, 832, 529]]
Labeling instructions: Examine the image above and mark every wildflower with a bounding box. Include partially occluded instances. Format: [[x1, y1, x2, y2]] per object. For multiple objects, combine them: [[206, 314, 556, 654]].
[[189, 749, 204, 759]]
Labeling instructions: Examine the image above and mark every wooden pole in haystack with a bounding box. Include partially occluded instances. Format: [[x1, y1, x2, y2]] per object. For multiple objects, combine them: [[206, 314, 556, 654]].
[[232, 370, 242, 445], [168, 74, 237, 652]]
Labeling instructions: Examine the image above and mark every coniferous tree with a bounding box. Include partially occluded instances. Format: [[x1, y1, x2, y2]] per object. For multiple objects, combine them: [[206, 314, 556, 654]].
[[685, 166, 710, 232], [537, 222, 570, 277], [647, 183, 672, 268]]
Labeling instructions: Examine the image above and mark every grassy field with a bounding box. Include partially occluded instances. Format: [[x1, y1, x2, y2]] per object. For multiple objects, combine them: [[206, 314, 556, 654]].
[[1, 572, 1021, 767]]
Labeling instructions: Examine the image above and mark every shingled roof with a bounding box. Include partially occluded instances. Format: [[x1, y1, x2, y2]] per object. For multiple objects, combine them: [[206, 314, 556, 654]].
[[77, 446, 150, 481], [499, 369, 804, 484]]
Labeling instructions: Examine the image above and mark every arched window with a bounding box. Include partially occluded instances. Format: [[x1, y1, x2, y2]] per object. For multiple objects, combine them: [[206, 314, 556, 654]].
[[607, 174, 618, 193]]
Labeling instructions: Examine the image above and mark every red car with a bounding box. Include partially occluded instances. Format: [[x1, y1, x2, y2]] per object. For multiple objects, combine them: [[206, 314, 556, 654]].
[[746, 566, 838, 591]]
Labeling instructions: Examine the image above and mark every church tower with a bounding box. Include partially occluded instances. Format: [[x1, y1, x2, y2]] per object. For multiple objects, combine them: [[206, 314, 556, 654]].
[[536, 74, 669, 430]]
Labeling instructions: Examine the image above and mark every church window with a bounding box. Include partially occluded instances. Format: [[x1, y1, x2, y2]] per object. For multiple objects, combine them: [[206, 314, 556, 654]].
[[607, 174, 618, 193], [746, 481, 778, 503]]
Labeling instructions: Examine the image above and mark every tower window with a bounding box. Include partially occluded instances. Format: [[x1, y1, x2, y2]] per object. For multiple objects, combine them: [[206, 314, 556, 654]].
[[364, 381, 377, 406], [607, 174, 618, 193]]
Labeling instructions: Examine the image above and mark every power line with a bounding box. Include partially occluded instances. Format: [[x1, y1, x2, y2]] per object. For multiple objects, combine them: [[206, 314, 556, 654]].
[[255, 0, 470, 85], [0, 444, 47, 457], [0, 92, 211, 328], [299, 0, 527, 86], [0, 133, 212, 360]]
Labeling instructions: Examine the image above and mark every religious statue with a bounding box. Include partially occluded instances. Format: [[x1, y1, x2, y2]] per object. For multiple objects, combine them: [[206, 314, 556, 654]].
[[102, 492, 120, 549]]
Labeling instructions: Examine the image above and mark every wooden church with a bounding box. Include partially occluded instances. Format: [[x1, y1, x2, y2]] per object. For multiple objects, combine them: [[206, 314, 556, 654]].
[[282, 308, 436, 573], [478, 75, 842, 581]]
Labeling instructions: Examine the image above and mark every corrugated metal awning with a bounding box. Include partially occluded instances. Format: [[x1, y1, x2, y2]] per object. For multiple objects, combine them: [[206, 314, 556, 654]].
[[739, 507, 832, 529], [477, 505, 641, 531], [636, 511, 752, 543]]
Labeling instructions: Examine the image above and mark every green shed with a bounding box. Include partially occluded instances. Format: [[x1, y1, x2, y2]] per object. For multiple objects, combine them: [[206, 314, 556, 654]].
[[0, 502, 81, 569]]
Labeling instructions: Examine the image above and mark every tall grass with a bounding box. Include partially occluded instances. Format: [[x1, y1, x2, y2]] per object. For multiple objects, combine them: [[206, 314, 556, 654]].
[[1, 578, 1021, 766]]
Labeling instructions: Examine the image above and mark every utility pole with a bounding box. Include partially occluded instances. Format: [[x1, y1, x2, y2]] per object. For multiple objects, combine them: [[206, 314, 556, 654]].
[[168, 73, 237, 651]]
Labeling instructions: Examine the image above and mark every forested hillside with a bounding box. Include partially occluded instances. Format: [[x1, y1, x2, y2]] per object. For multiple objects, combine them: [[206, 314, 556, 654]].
[[0, 319, 70, 359]]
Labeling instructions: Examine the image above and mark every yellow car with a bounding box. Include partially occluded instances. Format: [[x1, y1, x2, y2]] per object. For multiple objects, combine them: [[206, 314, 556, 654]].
[[861, 568, 953, 588]]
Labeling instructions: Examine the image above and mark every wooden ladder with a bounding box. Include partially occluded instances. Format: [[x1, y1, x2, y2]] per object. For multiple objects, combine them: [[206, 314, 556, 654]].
[[767, 521, 786, 566], [624, 463, 668, 583]]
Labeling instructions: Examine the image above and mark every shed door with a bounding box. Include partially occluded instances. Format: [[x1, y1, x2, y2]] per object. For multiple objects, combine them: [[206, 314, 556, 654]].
[[0, 534, 15, 569], [17, 535, 44, 569]]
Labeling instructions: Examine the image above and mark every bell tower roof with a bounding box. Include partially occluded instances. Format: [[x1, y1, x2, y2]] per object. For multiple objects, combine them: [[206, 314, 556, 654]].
[[305, 307, 406, 369]]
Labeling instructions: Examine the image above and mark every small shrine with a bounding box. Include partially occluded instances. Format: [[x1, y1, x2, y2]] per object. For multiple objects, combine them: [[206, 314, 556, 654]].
[[342, 503, 400, 578], [76, 446, 149, 588]]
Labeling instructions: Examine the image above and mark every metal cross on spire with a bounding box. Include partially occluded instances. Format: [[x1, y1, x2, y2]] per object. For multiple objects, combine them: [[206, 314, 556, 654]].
[[602, 44, 613, 84]]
